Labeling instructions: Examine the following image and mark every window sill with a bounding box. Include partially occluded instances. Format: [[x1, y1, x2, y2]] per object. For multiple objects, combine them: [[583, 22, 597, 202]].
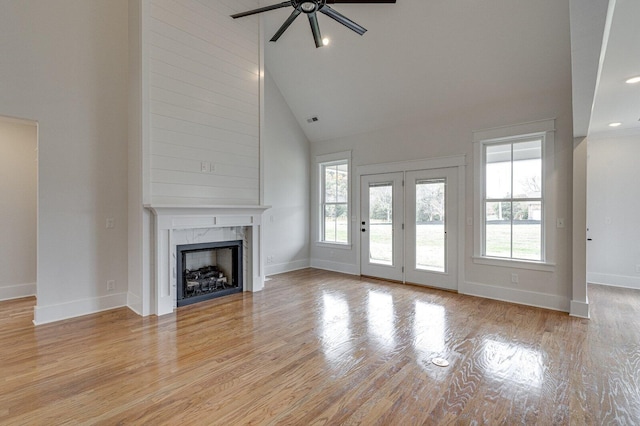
[[316, 242, 352, 250], [472, 256, 556, 272]]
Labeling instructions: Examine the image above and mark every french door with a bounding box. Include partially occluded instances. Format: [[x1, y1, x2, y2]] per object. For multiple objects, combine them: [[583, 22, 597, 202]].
[[360, 173, 404, 282], [360, 168, 458, 290]]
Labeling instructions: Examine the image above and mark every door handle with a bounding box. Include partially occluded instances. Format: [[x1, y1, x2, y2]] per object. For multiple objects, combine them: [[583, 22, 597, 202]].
[[362, 228, 366, 232]]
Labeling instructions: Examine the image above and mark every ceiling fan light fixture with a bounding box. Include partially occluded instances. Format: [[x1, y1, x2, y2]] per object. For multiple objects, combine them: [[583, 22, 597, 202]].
[[301, 1, 317, 13], [322, 37, 330, 46]]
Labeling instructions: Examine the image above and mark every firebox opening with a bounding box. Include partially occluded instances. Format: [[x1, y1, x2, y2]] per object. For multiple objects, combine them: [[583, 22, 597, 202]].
[[176, 240, 243, 307]]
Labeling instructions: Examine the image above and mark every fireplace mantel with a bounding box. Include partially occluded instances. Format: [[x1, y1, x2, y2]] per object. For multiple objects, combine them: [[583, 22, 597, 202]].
[[145, 204, 270, 316]]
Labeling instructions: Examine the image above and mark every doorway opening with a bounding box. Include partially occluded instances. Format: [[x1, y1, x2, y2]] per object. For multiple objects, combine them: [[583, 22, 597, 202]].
[[0, 116, 38, 302]]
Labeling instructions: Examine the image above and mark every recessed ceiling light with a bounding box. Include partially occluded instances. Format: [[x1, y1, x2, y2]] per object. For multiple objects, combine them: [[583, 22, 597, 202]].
[[322, 38, 330, 46], [625, 76, 640, 84], [609, 122, 622, 127]]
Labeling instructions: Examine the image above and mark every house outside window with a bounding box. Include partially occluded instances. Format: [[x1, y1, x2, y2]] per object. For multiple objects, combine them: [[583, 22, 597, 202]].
[[473, 120, 556, 270], [318, 152, 351, 245]]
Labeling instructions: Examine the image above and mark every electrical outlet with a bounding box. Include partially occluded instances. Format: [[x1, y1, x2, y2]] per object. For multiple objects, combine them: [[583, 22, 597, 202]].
[[106, 218, 115, 229], [107, 280, 116, 291], [511, 273, 519, 284]]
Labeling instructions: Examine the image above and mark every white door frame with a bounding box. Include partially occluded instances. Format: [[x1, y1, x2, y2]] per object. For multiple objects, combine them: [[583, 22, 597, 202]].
[[355, 155, 466, 288]]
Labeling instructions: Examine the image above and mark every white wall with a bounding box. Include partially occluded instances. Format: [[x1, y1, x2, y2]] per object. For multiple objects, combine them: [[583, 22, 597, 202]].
[[0, 118, 37, 300], [147, 0, 261, 206], [587, 134, 640, 290], [263, 70, 310, 275], [310, 85, 575, 312], [0, 0, 130, 323]]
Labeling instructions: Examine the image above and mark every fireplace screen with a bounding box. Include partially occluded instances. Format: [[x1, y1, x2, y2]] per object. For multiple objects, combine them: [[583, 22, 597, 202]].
[[176, 241, 243, 307]]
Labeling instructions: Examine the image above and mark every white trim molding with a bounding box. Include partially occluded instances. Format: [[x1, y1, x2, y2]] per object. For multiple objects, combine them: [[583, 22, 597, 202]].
[[265, 259, 310, 276], [570, 300, 590, 318], [460, 280, 570, 313], [588, 272, 640, 290], [310, 259, 359, 276], [34, 292, 127, 325], [0, 282, 36, 302]]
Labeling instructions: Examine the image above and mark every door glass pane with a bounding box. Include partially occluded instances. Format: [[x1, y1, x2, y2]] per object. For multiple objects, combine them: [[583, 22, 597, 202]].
[[485, 201, 511, 258], [415, 179, 446, 272], [512, 201, 542, 260], [369, 183, 393, 265]]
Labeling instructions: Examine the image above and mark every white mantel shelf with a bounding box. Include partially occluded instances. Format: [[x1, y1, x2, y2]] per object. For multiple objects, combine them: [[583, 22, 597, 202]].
[[145, 204, 271, 316], [145, 204, 271, 210]]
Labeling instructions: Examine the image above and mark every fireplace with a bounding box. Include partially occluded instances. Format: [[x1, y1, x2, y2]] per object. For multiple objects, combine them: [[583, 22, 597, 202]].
[[176, 240, 243, 307], [144, 205, 269, 316]]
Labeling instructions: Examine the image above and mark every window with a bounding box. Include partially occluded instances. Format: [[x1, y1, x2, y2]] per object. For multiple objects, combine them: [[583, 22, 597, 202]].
[[318, 152, 351, 245], [484, 138, 542, 260], [473, 119, 555, 269]]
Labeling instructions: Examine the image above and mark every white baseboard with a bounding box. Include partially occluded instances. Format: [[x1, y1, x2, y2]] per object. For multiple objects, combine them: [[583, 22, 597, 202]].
[[309, 259, 359, 276], [33, 292, 127, 325], [0, 282, 36, 301], [460, 280, 570, 312], [588, 272, 640, 290], [265, 258, 310, 277], [570, 300, 590, 318], [127, 292, 143, 316]]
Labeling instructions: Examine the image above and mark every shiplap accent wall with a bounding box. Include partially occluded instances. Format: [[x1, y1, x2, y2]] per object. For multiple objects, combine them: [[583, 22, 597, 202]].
[[148, 0, 261, 205]]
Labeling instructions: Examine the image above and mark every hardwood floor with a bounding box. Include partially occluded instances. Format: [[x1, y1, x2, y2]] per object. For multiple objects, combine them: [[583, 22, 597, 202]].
[[1, 269, 639, 425]]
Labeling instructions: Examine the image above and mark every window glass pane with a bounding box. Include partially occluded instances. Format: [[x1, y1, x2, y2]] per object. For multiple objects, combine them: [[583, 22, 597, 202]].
[[324, 204, 348, 243], [369, 183, 393, 265], [324, 165, 337, 203], [336, 163, 348, 203], [485, 201, 511, 258], [416, 179, 445, 272], [512, 140, 542, 199], [512, 201, 542, 260], [486, 144, 511, 199]]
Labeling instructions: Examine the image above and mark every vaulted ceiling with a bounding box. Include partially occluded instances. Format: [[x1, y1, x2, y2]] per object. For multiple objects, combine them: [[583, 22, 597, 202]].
[[261, 0, 573, 143], [247, 0, 639, 143]]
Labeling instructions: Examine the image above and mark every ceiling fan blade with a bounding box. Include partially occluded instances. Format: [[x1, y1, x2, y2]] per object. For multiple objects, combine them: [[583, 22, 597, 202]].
[[270, 9, 302, 42], [326, 0, 396, 3], [320, 5, 367, 35], [231, 1, 292, 19], [308, 13, 323, 48]]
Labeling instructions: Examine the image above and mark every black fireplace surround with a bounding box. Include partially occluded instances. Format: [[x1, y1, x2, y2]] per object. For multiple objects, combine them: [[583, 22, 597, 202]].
[[176, 240, 243, 307]]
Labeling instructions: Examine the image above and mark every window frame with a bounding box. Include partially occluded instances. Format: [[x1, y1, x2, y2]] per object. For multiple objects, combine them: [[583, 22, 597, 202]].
[[473, 120, 556, 271], [317, 151, 351, 247]]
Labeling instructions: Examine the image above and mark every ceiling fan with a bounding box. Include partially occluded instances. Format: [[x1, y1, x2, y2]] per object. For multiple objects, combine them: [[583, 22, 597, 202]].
[[231, 0, 396, 48]]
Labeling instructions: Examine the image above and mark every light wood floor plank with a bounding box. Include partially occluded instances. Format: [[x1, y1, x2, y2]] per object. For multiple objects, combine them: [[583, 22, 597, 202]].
[[0, 269, 639, 424]]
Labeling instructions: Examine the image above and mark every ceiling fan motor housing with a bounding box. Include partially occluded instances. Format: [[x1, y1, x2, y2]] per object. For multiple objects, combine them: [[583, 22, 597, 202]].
[[294, 0, 327, 14]]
